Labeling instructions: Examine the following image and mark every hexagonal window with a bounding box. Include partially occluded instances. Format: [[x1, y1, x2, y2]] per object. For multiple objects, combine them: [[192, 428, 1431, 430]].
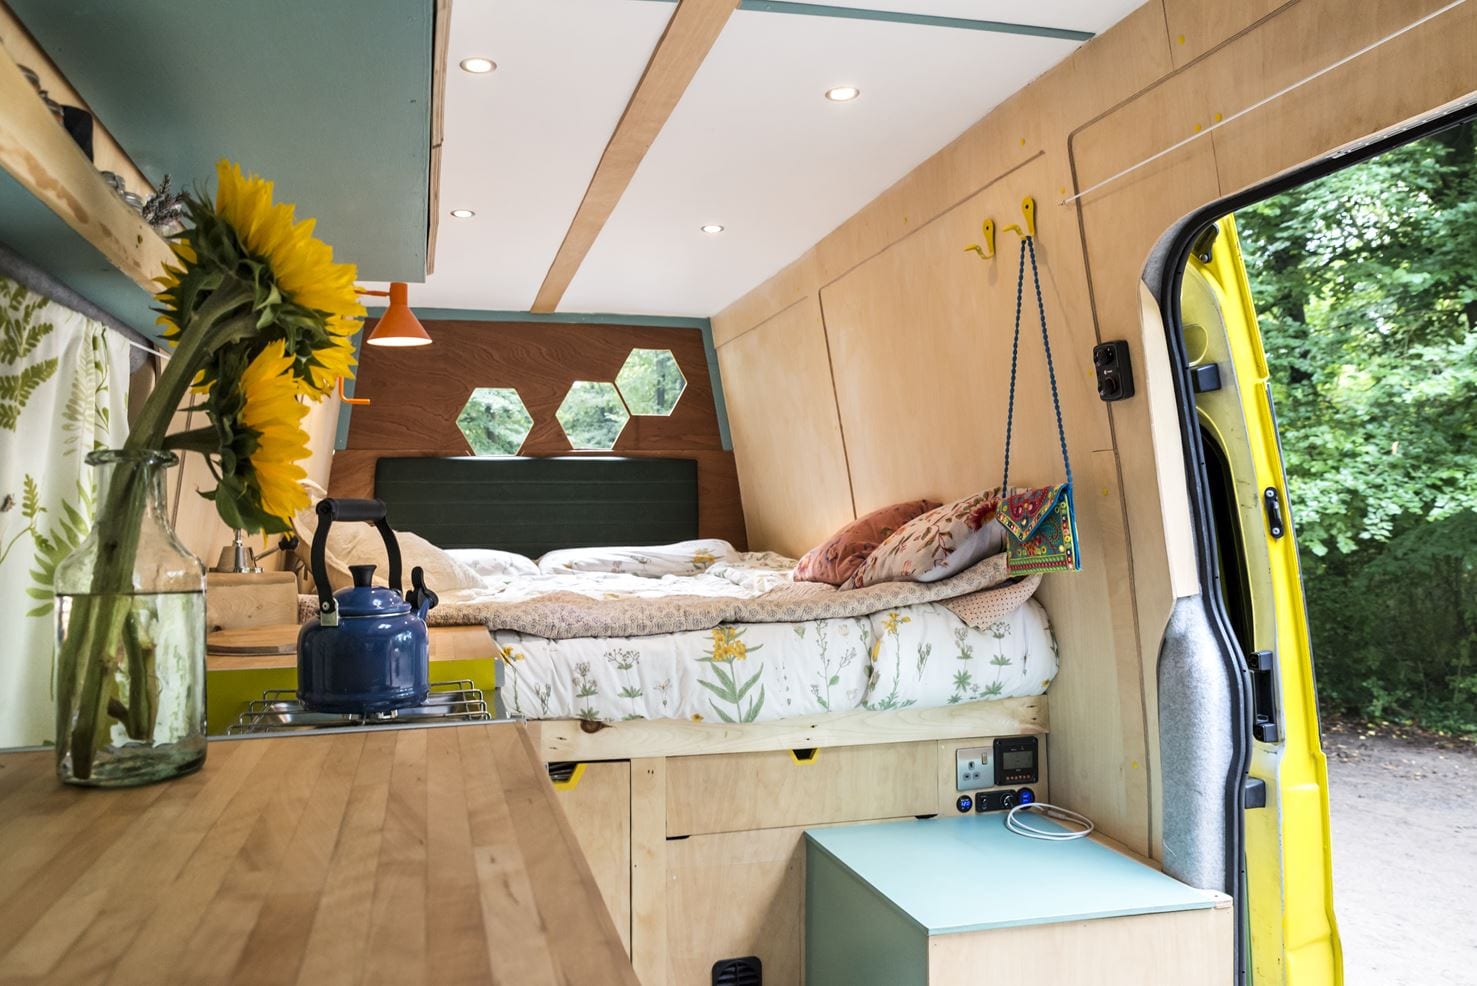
[[616, 348, 686, 416], [556, 381, 630, 450], [456, 387, 534, 455]]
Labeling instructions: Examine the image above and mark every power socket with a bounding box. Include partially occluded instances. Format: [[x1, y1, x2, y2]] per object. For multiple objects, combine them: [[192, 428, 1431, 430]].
[[955, 747, 992, 791]]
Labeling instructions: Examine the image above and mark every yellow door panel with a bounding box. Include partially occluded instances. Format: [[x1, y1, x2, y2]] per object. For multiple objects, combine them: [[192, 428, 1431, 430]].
[[1180, 216, 1342, 986]]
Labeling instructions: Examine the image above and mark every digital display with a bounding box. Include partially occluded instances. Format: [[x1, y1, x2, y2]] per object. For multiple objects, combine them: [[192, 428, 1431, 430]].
[[1003, 750, 1035, 770]]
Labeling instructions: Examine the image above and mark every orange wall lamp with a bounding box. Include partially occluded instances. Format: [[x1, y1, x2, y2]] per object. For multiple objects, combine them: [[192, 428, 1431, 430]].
[[337, 282, 433, 406]]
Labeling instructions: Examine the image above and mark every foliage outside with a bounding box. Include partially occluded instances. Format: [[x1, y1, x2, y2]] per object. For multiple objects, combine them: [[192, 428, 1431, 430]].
[[1236, 119, 1477, 735], [457, 387, 533, 455], [556, 380, 630, 450], [616, 348, 685, 415]]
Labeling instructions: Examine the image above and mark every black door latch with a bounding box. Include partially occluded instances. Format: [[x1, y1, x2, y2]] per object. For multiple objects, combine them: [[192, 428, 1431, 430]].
[[1263, 487, 1285, 539]]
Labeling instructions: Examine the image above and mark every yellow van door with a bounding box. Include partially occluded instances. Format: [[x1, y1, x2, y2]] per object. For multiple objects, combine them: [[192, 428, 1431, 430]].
[[1177, 216, 1342, 985]]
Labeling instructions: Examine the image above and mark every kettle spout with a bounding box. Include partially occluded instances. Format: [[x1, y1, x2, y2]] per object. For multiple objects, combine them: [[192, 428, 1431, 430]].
[[407, 565, 439, 620]]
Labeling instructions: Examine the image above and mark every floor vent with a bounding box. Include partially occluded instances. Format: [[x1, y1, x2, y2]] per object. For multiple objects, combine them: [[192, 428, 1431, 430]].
[[712, 956, 762, 985]]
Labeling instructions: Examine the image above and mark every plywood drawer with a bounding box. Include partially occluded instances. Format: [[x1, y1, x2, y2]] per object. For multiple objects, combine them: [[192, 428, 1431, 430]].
[[666, 826, 807, 986], [666, 740, 937, 836], [552, 761, 632, 953]]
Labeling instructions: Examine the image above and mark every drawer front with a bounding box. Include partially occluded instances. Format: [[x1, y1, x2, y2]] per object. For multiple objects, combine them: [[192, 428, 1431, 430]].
[[666, 740, 937, 836], [666, 826, 807, 986]]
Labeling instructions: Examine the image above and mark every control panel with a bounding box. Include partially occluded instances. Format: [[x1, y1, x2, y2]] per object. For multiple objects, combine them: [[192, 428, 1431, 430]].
[[993, 735, 1040, 785], [947, 734, 1046, 814]]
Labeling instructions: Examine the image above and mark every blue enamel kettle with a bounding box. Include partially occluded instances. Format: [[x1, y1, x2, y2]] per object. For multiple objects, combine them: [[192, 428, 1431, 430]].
[[297, 498, 438, 714]]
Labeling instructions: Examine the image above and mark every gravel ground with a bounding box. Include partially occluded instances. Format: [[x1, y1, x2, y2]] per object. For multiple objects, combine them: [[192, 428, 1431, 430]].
[[1322, 721, 1477, 985]]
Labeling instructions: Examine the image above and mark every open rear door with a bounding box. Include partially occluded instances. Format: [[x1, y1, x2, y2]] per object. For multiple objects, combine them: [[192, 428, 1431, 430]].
[[1176, 216, 1342, 985]]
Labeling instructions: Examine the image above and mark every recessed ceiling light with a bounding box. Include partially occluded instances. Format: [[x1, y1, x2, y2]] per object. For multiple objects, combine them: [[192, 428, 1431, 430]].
[[700, 224, 725, 234], [825, 86, 861, 102], [450, 209, 476, 219], [459, 57, 496, 74]]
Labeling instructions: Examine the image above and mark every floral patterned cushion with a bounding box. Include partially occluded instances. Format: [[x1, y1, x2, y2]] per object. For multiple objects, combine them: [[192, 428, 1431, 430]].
[[845, 489, 1007, 589], [793, 499, 939, 586]]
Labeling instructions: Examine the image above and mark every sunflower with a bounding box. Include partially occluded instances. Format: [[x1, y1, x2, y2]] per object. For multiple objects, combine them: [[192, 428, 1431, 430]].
[[237, 341, 311, 520], [214, 161, 364, 327], [154, 160, 365, 404]]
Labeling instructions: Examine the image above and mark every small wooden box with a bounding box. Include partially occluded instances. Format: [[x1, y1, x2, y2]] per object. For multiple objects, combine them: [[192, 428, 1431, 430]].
[[205, 571, 299, 631], [806, 815, 1232, 986]]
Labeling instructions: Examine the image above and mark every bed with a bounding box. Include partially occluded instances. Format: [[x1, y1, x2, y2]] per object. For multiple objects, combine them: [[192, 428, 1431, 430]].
[[366, 455, 1059, 728]]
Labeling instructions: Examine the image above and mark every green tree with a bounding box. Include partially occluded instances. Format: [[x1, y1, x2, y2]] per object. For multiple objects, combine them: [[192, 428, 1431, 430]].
[[555, 381, 629, 450], [456, 387, 533, 455], [616, 348, 686, 415], [1236, 119, 1477, 732]]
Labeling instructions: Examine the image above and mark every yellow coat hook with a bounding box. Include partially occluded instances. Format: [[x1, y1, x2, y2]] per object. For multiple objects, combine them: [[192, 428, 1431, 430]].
[[1001, 197, 1039, 240], [963, 218, 996, 260]]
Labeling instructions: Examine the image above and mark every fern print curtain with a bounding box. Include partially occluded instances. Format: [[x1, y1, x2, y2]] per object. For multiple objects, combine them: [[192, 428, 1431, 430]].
[[0, 276, 131, 747]]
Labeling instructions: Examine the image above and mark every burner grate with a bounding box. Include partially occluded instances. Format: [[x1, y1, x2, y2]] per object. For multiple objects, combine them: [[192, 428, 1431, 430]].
[[227, 680, 492, 735]]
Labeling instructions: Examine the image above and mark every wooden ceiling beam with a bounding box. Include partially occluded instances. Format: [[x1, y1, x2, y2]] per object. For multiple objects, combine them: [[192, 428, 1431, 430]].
[[530, 0, 738, 313]]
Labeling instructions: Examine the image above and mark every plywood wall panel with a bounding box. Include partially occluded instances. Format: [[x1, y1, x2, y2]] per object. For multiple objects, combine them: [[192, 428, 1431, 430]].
[[821, 157, 1109, 514], [714, 0, 1477, 862], [1207, 0, 1477, 198], [1162, 0, 1290, 66], [715, 297, 852, 558]]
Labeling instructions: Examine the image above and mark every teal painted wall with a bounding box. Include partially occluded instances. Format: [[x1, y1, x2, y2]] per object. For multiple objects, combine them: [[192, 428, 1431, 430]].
[[9, 0, 432, 284]]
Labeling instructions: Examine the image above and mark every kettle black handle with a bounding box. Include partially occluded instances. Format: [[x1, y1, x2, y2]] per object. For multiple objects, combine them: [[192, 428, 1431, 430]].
[[311, 498, 403, 618]]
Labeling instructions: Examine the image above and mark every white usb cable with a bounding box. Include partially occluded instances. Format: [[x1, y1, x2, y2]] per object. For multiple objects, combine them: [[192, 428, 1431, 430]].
[[1005, 802, 1094, 841]]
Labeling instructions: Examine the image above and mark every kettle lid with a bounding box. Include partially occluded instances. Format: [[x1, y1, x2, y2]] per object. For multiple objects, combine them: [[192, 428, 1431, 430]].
[[333, 564, 411, 617]]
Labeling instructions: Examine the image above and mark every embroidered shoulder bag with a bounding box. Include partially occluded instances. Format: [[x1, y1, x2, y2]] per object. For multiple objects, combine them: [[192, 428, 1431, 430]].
[[996, 235, 1083, 576]]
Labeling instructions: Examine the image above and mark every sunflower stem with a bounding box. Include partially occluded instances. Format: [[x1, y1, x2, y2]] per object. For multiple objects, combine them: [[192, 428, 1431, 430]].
[[59, 283, 257, 780]]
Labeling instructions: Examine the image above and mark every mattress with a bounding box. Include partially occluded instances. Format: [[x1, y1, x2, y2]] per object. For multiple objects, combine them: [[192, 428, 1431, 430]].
[[494, 596, 1057, 724]]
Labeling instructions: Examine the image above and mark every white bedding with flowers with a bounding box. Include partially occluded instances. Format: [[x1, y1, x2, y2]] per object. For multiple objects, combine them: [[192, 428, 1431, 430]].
[[483, 551, 1057, 724]]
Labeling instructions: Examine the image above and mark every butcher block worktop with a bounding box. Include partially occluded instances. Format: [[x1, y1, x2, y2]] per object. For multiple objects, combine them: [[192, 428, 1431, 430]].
[[0, 722, 638, 985]]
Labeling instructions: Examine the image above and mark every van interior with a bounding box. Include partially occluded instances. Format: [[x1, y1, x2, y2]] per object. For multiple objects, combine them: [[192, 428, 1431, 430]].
[[2, 0, 1472, 982]]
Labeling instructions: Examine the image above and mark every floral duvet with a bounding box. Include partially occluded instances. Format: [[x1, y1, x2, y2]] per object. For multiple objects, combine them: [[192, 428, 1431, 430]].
[[481, 553, 1058, 724]]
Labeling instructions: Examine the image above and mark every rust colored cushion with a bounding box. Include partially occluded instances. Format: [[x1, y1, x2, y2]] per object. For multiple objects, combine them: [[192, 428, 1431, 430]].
[[793, 499, 940, 586]]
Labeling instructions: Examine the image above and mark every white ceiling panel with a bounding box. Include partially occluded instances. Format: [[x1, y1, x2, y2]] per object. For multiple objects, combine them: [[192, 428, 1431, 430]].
[[361, 0, 672, 309], [780, 1, 1146, 35], [561, 9, 1080, 316]]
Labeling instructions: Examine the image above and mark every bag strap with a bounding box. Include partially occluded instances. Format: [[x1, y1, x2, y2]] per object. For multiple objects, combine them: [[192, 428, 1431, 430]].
[[1000, 235, 1072, 492]]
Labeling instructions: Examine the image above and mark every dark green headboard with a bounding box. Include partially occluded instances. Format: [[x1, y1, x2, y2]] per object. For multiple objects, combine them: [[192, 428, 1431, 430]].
[[373, 456, 699, 558]]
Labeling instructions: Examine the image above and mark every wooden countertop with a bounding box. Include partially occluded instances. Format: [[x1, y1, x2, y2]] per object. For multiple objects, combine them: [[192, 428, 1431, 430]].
[[0, 723, 638, 985], [207, 624, 498, 671]]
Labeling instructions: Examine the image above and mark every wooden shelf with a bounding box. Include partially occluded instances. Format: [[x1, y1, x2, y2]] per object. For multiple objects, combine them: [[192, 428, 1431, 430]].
[[0, 9, 171, 293]]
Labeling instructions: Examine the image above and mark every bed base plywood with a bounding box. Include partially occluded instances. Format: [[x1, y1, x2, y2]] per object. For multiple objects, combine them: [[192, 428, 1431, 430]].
[[526, 695, 1047, 762], [553, 727, 1053, 985]]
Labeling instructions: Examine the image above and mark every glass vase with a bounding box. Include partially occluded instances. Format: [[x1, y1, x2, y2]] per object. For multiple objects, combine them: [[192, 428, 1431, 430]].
[[53, 449, 207, 786]]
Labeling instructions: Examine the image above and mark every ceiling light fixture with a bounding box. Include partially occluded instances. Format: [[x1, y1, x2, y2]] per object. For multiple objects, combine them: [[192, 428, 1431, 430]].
[[450, 209, 475, 219], [825, 85, 861, 102], [357, 282, 433, 348], [459, 57, 497, 74], [700, 224, 725, 234]]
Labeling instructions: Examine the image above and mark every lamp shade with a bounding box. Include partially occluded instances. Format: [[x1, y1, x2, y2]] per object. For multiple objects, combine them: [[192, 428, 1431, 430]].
[[367, 282, 432, 347]]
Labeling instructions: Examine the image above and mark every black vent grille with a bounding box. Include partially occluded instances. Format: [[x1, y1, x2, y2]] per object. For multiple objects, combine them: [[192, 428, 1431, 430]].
[[712, 955, 762, 986]]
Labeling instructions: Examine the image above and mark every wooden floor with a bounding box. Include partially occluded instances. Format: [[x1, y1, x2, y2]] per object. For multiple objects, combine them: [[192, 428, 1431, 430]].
[[0, 723, 636, 985]]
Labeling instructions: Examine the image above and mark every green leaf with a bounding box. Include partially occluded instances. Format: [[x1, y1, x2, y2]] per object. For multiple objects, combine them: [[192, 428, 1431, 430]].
[[697, 677, 737, 704]]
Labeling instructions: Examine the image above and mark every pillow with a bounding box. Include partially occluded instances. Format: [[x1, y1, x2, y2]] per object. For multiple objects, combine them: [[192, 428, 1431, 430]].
[[445, 547, 539, 579], [793, 499, 939, 586], [537, 539, 734, 576], [292, 482, 484, 593], [846, 489, 1007, 588]]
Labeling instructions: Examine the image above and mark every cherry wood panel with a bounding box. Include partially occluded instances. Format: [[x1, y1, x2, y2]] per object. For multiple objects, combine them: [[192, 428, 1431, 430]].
[[335, 319, 746, 548]]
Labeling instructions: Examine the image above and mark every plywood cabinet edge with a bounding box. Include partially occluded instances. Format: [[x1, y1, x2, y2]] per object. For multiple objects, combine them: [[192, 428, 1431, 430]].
[[0, 31, 171, 292]]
